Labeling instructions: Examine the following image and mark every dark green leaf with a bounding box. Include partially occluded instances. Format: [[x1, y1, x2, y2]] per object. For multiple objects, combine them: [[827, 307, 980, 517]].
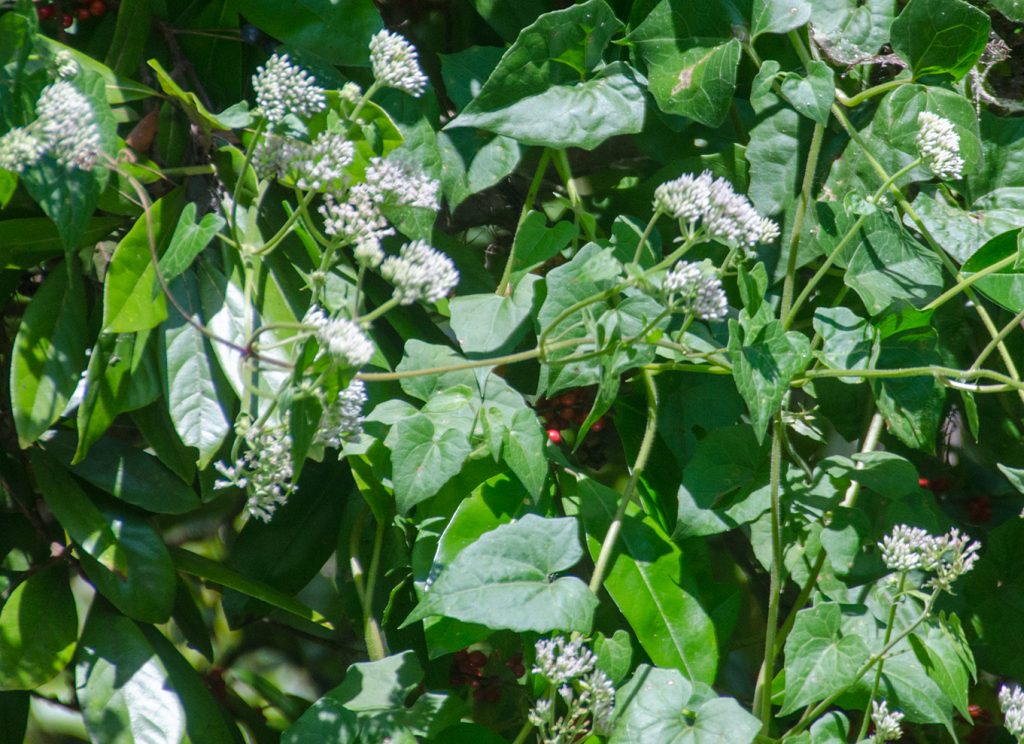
[[450, 274, 538, 355], [511, 211, 578, 277], [405, 514, 597, 633], [961, 228, 1024, 312], [387, 413, 473, 514], [890, 0, 990, 80], [813, 307, 876, 379], [0, 216, 121, 269], [157, 202, 226, 284], [751, 0, 812, 38], [780, 61, 834, 124]]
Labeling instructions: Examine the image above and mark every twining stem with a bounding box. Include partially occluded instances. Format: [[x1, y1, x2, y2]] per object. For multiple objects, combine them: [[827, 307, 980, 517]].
[[857, 573, 908, 741], [359, 295, 401, 324], [835, 79, 911, 108], [779, 121, 825, 322], [349, 511, 387, 661], [497, 149, 553, 296], [754, 416, 786, 731], [631, 211, 661, 265], [552, 148, 596, 243], [923, 252, 1018, 311], [588, 370, 659, 594], [969, 305, 1024, 373], [510, 720, 534, 744], [230, 118, 265, 246]]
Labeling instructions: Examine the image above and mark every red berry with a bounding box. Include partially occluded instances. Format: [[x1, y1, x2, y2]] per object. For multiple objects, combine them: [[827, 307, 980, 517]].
[[62, 12, 73, 26], [76, 7, 90, 20], [37, 5, 54, 20], [560, 392, 577, 406], [89, 0, 105, 15], [918, 477, 930, 489], [547, 429, 562, 444], [468, 650, 487, 668], [591, 417, 607, 432], [560, 407, 575, 421]]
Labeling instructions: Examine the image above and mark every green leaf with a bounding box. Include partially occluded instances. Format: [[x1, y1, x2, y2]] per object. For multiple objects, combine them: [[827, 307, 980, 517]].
[[746, 62, 802, 215], [10, 262, 90, 447], [440, 46, 505, 111], [76, 601, 241, 744], [961, 228, 1024, 312], [780, 61, 834, 124], [231, 0, 381, 66], [161, 271, 232, 468], [809, 0, 893, 60], [991, 0, 1024, 20], [751, 0, 812, 38], [890, 0, 990, 80], [0, 565, 77, 691], [387, 413, 473, 514], [576, 475, 718, 683], [42, 431, 200, 514], [813, 307, 876, 380], [103, 189, 186, 333], [450, 1, 645, 149], [510, 211, 578, 277], [470, 0, 550, 41], [0, 216, 121, 269], [822, 451, 919, 498], [76, 500, 177, 624], [105, 0, 151, 76], [157, 202, 226, 284], [405, 514, 597, 633], [728, 319, 812, 442], [503, 407, 548, 498], [819, 507, 870, 576], [780, 602, 871, 714], [629, 0, 742, 127], [844, 212, 944, 314], [438, 129, 521, 208], [964, 518, 1024, 679], [908, 614, 974, 720], [450, 274, 538, 355], [610, 666, 760, 744]]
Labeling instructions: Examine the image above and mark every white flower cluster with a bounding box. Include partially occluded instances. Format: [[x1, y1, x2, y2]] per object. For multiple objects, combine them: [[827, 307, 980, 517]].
[[870, 700, 904, 743], [305, 306, 374, 368], [1000, 684, 1024, 741], [254, 130, 355, 191], [0, 81, 102, 172], [365, 157, 441, 210], [529, 637, 615, 742], [54, 50, 78, 79], [369, 30, 428, 97], [878, 524, 981, 590], [316, 379, 367, 449], [664, 260, 729, 321], [380, 240, 459, 305], [214, 418, 296, 521], [652, 171, 779, 254], [916, 112, 964, 181], [252, 53, 326, 125]]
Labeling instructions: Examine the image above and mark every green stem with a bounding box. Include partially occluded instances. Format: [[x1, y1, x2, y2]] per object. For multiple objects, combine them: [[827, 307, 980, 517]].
[[362, 517, 388, 661], [632, 211, 661, 265], [347, 80, 382, 133], [835, 79, 911, 108], [552, 148, 596, 242], [588, 370, 658, 594], [923, 252, 1018, 311], [256, 188, 317, 256], [969, 304, 1024, 373], [359, 295, 400, 324], [804, 364, 1024, 390], [780, 121, 825, 323], [497, 149, 552, 296], [856, 573, 908, 741], [230, 118, 265, 245], [511, 720, 534, 744], [754, 415, 786, 732]]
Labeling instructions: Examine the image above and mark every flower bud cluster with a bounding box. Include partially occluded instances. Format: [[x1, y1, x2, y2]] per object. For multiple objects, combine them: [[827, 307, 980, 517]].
[[304, 306, 375, 368], [653, 171, 779, 254], [316, 379, 367, 449], [369, 30, 428, 97], [916, 112, 964, 181], [365, 157, 441, 210], [380, 240, 459, 305], [1000, 684, 1024, 741], [252, 53, 326, 125], [878, 524, 980, 590], [214, 418, 296, 521], [254, 130, 355, 191], [529, 637, 615, 743], [664, 260, 729, 321], [54, 50, 79, 79], [0, 80, 102, 172], [870, 700, 904, 743]]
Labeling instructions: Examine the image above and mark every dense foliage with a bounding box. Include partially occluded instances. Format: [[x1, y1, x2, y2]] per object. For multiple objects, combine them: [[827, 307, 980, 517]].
[[3, 0, 1024, 741]]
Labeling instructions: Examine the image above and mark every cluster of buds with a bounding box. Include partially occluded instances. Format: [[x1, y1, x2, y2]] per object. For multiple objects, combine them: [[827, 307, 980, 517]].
[[528, 637, 615, 743], [304, 306, 375, 368], [253, 130, 355, 192], [315, 379, 367, 449], [251, 53, 326, 125], [1000, 684, 1024, 742], [663, 260, 729, 321], [869, 700, 904, 743], [214, 417, 296, 521], [653, 171, 779, 255], [369, 30, 429, 97], [878, 524, 981, 591], [916, 112, 964, 181], [379, 239, 459, 305], [0, 77, 101, 173]]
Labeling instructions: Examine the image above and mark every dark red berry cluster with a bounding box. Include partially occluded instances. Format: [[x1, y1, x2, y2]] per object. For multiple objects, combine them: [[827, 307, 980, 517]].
[[536, 388, 607, 445], [36, 0, 107, 27], [449, 649, 525, 703]]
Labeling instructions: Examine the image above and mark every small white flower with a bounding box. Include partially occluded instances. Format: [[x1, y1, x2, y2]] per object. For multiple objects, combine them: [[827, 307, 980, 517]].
[[294, 131, 355, 191], [214, 418, 296, 521], [654, 171, 713, 222], [1000, 684, 1024, 741], [580, 670, 615, 733], [365, 157, 440, 210], [533, 637, 597, 686], [54, 50, 79, 79], [704, 176, 779, 252], [369, 30, 428, 97], [878, 524, 980, 590], [252, 53, 326, 125], [34, 81, 102, 170], [871, 700, 904, 742], [380, 240, 459, 305], [664, 260, 729, 321], [319, 183, 394, 266], [305, 306, 374, 367], [879, 524, 931, 572], [316, 379, 367, 448], [0, 127, 46, 172], [916, 112, 964, 180], [340, 81, 363, 104]]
